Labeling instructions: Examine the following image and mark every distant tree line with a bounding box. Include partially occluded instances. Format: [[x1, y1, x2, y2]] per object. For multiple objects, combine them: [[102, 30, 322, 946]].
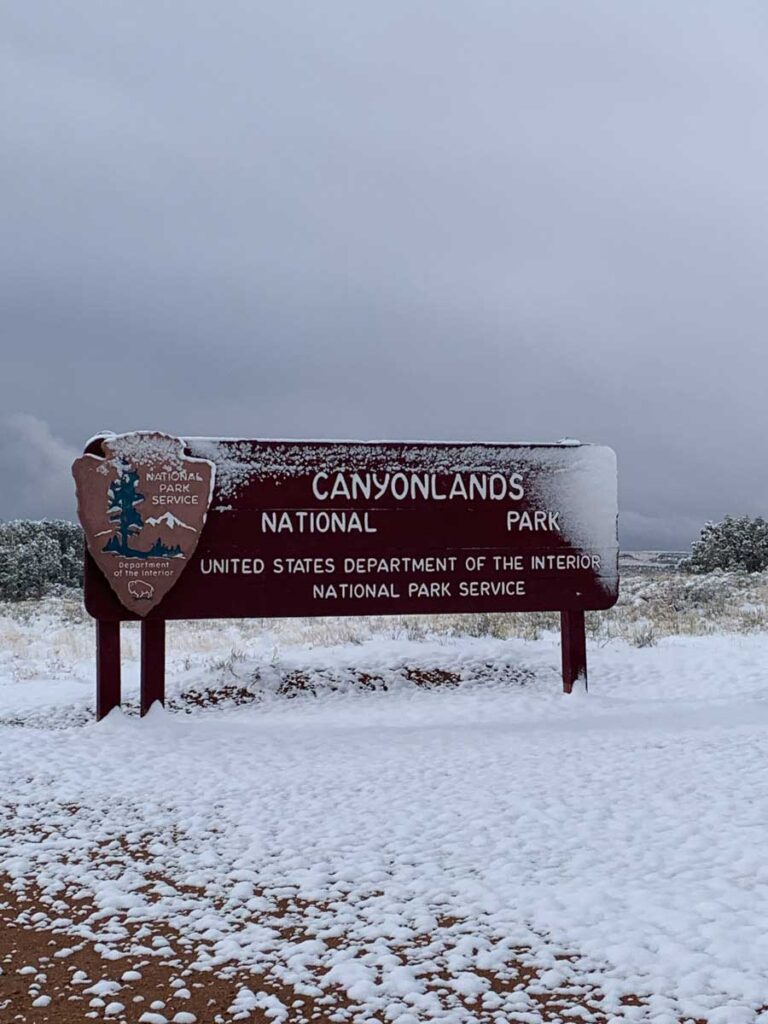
[[0, 514, 767, 603], [0, 520, 83, 600]]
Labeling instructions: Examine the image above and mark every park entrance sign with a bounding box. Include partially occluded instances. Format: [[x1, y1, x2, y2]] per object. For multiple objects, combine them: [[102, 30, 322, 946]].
[[73, 433, 619, 718]]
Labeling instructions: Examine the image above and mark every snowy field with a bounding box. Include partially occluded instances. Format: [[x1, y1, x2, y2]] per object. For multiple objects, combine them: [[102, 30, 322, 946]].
[[3, 570, 768, 1023]]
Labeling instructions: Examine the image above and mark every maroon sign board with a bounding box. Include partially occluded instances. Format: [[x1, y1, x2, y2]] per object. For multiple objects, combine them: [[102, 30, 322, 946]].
[[74, 433, 619, 717]]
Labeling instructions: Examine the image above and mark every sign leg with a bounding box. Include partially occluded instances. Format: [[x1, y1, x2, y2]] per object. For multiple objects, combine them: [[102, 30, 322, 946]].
[[141, 619, 166, 716], [560, 610, 587, 693], [96, 620, 121, 721]]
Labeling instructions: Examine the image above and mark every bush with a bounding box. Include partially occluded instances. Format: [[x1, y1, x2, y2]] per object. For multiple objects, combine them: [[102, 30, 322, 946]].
[[0, 520, 83, 600], [685, 515, 768, 574]]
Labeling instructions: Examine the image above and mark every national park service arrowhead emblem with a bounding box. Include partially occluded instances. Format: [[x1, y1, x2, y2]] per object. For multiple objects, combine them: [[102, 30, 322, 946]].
[[72, 432, 215, 615]]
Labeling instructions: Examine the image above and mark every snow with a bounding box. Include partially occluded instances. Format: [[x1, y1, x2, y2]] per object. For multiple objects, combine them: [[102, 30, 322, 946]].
[[3, 602, 768, 1021]]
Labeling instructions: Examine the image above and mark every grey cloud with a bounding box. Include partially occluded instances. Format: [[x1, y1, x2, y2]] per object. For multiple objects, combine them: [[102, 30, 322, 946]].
[[3, 1, 768, 547], [0, 415, 78, 520]]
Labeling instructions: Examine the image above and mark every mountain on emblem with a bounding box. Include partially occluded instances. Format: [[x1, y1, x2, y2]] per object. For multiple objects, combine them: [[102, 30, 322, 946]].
[[72, 432, 215, 616], [145, 512, 196, 531]]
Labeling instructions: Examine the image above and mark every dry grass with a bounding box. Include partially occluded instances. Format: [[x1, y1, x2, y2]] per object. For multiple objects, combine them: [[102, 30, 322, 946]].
[[1, 569, 767, 690]]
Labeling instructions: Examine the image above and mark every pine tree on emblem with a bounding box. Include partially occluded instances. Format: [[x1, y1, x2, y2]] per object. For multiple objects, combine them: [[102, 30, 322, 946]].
[[105, 469, 145, 555]]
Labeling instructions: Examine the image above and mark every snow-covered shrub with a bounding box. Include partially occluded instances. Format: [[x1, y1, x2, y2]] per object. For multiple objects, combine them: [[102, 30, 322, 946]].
[[0, 520, 83, 600], [684, 516, 768, 574], [630, 622, 656, 648]]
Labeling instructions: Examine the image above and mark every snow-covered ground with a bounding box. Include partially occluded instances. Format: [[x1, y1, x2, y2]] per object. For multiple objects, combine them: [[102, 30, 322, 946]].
[[3, 590, 768, 1023]]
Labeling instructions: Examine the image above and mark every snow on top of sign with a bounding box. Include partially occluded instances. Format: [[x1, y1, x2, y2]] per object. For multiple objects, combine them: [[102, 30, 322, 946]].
[[105, 432, 183, 465], [184, 435, 586, 445], [183, 437, 606, 501], [84, 431, 209, 471], [184, 439, 259, 499]]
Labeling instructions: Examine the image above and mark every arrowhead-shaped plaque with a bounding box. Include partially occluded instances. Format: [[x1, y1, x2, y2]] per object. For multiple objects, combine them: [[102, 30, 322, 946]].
[[73, 432, 215, 616]]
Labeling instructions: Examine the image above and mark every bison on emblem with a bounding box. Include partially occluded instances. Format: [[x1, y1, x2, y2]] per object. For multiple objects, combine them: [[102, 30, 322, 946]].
[[128, 580, 155, 601]]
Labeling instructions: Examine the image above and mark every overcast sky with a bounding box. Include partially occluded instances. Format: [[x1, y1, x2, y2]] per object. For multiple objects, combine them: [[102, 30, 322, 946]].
[[2, 1, 767, 548]]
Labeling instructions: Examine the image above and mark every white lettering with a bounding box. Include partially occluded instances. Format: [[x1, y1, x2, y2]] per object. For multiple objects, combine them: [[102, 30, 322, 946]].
[[262, 511, 377, 534], [312, 472, 329, 500], [458, 580, 526, 597], [506, 509, 560, 531]]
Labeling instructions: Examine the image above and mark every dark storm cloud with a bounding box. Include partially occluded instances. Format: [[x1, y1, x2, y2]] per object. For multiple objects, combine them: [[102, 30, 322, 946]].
[[2, 1, 768, 546]]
